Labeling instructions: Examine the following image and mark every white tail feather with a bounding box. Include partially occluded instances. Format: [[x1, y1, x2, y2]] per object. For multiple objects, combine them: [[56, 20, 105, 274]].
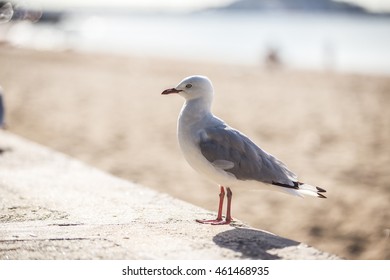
[[298, 183, 326, 198], [273, 182, 327, 198]]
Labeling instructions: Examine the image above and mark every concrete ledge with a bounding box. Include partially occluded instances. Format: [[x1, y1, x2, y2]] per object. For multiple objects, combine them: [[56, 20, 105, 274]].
[[0, 131, 338, 259]]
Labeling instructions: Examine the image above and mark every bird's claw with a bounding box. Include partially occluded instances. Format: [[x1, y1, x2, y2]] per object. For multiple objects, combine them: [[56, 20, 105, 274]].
[[196, 218, 232, 225]]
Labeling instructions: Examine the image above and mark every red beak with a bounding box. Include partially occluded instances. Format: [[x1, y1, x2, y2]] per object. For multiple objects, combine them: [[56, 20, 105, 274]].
[[161, 88, 182, 95]]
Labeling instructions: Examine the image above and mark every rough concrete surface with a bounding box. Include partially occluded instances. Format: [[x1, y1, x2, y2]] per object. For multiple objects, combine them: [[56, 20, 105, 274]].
[[0, 131, 338, 259]]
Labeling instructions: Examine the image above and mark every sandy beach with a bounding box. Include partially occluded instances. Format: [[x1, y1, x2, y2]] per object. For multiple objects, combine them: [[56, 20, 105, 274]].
[[0, 46, 389, 259]]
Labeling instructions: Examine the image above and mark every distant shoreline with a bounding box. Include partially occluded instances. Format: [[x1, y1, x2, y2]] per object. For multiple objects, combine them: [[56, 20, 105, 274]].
[[2, 11, 390, 76]]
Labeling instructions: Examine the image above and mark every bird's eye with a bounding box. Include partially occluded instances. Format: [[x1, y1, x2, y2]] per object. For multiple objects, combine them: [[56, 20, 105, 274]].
[[185, 84, 192, 89]]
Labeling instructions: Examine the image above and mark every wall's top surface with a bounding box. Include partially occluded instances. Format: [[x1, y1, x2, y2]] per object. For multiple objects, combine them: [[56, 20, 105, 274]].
[[0, 131, 338, 259]]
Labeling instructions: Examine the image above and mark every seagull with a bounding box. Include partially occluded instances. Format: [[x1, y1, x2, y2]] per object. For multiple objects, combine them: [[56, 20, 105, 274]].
[[162, 75, 326, 225]]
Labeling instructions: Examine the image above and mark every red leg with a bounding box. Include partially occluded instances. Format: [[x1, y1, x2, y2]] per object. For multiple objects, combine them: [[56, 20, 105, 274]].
[[196, 186, 233, 225], [209, 187, 233, 225], [224, 187, 233, 224], [196, 186, 225, 224]]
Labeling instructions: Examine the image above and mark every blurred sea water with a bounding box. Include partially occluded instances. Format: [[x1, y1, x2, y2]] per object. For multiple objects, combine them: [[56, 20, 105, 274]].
[[3, 11, 390, 75]]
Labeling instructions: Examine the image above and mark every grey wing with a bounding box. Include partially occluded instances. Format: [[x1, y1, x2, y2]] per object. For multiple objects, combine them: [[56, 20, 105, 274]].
[[198, 125, 297, 186]]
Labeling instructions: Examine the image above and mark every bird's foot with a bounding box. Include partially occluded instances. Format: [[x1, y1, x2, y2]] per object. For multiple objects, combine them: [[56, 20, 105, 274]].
[[196, 218, 232, 225]]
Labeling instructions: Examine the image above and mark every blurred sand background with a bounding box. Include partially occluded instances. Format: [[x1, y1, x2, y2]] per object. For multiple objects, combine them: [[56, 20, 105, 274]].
[[0, 46, 389, 259]]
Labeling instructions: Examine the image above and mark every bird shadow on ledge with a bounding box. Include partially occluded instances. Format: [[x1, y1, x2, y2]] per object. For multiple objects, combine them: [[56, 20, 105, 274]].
[[213, 226, 300, 259]]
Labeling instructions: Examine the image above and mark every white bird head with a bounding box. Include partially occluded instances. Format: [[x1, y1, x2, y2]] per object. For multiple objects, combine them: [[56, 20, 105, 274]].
[[161, 75, 214, 102]]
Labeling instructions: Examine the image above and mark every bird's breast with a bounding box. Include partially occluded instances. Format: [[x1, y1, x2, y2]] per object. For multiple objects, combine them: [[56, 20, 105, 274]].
[[177, 119, 237, 186]]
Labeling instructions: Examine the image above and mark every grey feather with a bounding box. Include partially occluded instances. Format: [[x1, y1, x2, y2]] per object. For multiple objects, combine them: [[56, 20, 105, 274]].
[[198, 124, 297, 186]]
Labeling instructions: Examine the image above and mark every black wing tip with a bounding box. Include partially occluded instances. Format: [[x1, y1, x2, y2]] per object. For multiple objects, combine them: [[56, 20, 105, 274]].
[[272, 181, 299, 190], [318, 193, 327, 199], [316, 186, 327, 198], [316, 186, 327, 193], [272, 181, 327, 198]]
